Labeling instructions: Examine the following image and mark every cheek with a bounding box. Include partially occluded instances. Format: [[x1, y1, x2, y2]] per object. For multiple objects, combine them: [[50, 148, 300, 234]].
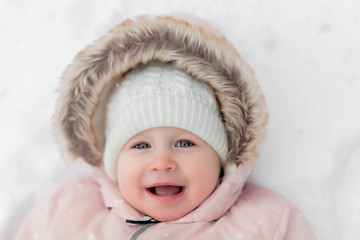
[[116, 158, 142, 193], [185, 153, 221, 191]]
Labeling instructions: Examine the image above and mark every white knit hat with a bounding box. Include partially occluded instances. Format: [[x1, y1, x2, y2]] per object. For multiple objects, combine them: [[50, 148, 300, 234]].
[[104, 62, 228, 181]]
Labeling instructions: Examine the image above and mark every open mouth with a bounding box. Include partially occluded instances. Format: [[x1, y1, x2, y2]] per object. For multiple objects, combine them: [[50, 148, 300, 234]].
[[146, 185, 184, 196]]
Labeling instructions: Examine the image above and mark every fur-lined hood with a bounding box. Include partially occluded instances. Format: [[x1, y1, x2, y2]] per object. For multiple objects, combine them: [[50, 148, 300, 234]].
[[53, 15, 267, 172]]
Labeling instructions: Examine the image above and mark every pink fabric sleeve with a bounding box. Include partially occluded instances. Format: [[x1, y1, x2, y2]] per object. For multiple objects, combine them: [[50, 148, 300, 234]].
[[16, 195, 53, 240], [272, 203, 316, 240], [15, 174, 106, 240]]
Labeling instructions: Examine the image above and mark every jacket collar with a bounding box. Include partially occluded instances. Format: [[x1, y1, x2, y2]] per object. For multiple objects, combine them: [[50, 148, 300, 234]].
[[95, 163, 252, 223]]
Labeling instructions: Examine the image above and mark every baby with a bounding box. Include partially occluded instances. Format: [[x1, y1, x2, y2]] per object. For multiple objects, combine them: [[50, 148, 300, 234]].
[[105, 63, 227, 224], [17, 15, 316, 239]]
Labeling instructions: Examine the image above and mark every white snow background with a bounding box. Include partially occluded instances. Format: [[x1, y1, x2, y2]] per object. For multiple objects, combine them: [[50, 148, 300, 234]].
[[1, 0, 360, 239]]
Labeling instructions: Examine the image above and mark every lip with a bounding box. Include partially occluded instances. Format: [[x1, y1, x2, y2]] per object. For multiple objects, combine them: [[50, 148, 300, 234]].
[[145, 183, 185, 202]]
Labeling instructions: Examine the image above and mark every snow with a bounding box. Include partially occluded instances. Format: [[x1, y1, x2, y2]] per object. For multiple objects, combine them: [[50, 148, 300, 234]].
[[1, 0, 359, 239]]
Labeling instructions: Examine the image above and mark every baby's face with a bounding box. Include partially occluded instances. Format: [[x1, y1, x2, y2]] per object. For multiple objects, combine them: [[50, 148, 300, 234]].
[[116, 127, 221, 221]]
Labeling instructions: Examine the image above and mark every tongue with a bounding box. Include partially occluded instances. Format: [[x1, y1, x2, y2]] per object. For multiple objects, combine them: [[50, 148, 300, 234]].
[[154, 186, 181, 196]]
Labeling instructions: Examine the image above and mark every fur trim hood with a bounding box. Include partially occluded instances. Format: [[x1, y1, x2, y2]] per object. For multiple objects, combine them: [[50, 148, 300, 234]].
[[53, 15, 268, 171]]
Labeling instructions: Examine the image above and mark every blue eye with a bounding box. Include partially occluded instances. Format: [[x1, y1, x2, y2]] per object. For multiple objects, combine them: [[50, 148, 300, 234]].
[[133, 143, 151, 149], [175, 140, 194, 147]]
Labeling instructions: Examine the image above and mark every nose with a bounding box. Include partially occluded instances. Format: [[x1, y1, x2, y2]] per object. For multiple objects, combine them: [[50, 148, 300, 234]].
[[149, 152, 178, 171]]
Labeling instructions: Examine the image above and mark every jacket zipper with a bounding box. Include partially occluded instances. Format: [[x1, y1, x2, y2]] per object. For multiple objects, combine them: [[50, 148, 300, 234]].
[[129, 223, 156, 240], [126, 216, 159, 240]]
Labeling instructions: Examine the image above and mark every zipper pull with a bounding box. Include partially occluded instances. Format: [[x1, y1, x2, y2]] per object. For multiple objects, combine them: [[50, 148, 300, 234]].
[[126, 216, 160, 224]]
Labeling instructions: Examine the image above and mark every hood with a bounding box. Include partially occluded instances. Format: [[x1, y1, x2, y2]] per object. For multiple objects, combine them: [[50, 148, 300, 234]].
[[53, 15, 267, 171]]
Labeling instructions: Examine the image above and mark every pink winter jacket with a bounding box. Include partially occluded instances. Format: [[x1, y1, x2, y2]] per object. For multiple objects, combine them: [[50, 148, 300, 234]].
[[17, 15, 316, 240], [17, 164, 315, 240]]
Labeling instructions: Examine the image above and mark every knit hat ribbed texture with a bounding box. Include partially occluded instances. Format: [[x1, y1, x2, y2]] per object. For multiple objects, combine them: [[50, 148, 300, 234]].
[[104, 62, 228, 181]]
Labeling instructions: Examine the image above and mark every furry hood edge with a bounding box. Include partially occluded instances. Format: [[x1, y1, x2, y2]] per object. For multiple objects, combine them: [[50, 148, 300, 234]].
[[52, 15, 268, 170]]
